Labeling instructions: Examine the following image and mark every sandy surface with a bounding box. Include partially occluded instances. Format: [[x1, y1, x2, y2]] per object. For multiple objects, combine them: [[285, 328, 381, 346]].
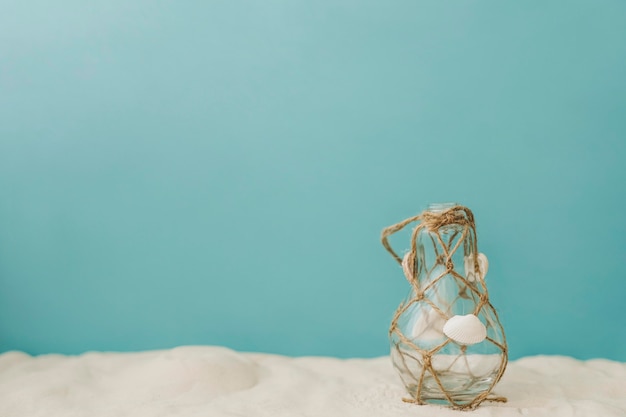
[[1, 346, 624, 416]]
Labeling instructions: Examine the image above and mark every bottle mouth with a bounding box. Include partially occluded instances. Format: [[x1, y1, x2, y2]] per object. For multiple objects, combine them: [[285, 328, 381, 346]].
[[426, 202, 459, 213]]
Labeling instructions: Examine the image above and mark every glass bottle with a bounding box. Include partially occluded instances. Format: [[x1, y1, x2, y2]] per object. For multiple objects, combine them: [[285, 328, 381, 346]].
[[385, 203, 507, 409]]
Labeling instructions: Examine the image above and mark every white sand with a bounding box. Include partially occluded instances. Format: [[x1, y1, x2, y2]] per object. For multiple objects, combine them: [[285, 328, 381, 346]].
[[1, 346, 624, 416]]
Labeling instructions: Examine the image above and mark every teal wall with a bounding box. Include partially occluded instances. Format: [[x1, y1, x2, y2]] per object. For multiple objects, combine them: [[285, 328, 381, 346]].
[[1, 1, 625, 360]]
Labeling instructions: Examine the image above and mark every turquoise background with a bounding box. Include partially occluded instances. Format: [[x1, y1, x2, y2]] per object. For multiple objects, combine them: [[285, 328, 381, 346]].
[[1, 1, 625, 361]]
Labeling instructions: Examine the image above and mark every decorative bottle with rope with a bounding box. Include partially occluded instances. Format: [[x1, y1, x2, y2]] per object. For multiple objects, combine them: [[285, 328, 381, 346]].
[[381, 203, 507, 410]]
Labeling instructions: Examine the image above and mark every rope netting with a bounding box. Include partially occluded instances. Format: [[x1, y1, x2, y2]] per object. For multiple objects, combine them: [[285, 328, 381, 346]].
[[381, 205, 508, 410]]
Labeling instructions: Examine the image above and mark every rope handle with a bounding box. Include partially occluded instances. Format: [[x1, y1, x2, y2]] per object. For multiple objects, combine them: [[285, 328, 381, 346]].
[[380, 214, 421, 265]]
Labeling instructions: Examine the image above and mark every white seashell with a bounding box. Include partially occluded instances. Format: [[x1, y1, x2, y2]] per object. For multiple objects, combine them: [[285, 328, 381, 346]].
[[464, 253, 489, 282], [443, 314, 487, 345], [411, 308, 446, 340], [402, 252, 415, 281], [477, 253, 489, 277]]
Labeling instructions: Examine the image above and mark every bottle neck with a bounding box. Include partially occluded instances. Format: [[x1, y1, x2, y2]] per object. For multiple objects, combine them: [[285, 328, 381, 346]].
[[424, 202, 461, 233]]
